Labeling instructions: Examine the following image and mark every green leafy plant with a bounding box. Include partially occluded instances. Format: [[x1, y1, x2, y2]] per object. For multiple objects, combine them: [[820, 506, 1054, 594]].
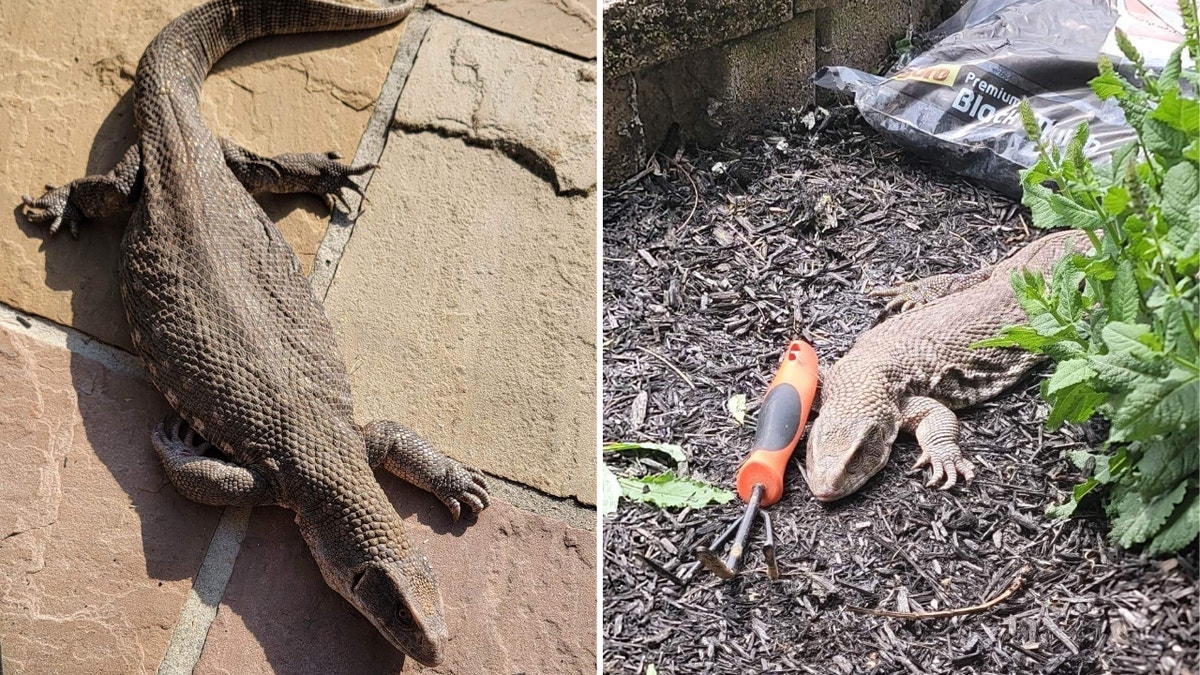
[[600, 442, 735, 515], [976, 4, 1199, 555]]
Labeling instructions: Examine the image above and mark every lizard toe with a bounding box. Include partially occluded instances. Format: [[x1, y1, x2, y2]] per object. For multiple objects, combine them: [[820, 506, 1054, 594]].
[[957, 457, 977, 483], [460, 492, 487, 515], [908, 450, 931, 474], [21, 185, 83, 237], [444, 499, 463, 523], [938, 463, 959, 490], [924, 461, 947, 488], [434, 460, 491, 520]]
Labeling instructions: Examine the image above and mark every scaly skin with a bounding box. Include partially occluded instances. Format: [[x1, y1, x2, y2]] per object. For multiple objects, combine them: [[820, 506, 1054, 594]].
[[805, 230, 1084, 502], [20, 0, 489, 665]]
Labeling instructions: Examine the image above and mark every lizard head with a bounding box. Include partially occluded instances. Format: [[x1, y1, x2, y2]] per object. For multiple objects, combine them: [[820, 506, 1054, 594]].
[[804, 413, 899, 501], [349, 557, 448, 666]]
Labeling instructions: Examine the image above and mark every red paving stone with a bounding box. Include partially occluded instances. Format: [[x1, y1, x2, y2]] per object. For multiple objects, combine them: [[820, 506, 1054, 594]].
[[195, 478, 597, 674], [0, 322, 221, 675]]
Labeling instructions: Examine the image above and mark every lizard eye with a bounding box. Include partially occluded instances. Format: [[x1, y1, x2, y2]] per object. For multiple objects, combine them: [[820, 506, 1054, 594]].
[[395, 603, 412, 623]]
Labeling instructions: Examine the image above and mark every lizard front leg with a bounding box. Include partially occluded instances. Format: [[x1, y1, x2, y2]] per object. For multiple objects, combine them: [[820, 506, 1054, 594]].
[[900, 396, 976, 490], [152, 415, 276, 507], [362, 421, 490, 522], [21, 143, 142, 237], [220, 138, 374, 212]]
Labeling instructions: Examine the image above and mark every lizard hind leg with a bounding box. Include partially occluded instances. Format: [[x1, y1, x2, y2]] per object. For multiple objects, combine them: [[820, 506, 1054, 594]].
[[151, 415, 276, 507], [220, 138, 375, 213], [870, 268, 991, 318], [900, 397, 976, 491], [361, 421, 490, 523]]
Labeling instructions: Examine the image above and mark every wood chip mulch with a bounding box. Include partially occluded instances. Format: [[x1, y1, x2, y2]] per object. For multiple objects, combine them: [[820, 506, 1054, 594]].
[[601, 107, 1199, 675]]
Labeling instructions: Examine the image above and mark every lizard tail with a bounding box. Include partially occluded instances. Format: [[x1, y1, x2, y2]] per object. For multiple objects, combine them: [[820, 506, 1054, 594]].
[[134, 0, 414, 125]]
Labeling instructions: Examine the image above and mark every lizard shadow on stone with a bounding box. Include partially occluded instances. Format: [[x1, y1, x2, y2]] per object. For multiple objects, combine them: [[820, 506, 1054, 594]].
[[380, 474, 479, 538]]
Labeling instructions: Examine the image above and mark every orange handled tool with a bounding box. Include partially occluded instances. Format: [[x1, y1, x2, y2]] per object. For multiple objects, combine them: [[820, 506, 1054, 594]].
[[736, 340, 820, 507], [694, 340, 819, 581]]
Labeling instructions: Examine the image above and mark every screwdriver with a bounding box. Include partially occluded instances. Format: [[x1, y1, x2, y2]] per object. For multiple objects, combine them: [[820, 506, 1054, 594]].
[[694, 339, 819, 580]]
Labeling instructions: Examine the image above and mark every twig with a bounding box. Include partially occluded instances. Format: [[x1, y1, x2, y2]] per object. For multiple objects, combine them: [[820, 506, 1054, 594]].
[[845, 565, 1032, 619], [669, 155, 700, 231], [635, 346, 696, 390]]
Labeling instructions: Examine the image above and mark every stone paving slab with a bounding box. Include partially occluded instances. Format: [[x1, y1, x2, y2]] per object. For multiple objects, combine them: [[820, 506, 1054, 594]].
[[429, 0, 597, 59], [393, 14, 597, 194], [1, 0, 405, 350], [0, 318, 220, 675], [193, 480, 596, 674], [324, 130, 597, 504]]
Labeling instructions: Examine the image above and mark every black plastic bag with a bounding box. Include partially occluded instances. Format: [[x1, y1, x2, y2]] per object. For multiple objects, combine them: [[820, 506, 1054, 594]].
[[815, 0, 1186, 197]]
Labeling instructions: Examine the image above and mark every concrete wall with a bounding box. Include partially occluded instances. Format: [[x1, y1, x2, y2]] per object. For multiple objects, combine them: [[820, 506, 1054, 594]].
[[603, 0, 960, 182]]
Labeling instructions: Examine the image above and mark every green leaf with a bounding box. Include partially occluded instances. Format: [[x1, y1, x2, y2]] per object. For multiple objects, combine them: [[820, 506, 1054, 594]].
[[616, 471, 736, 509], [604, 441, 688, 468], [1143, 117, 1190, 164], [1044, 380, 1105, 428], [1047, 477, 1098, 518], [1090, 59, 1128, 100], [1147, 485, 1200, 555], [1109, 480, 1189, 548], [1022, 156, 1055, 188], [1066, 449, 1097, 470], [1161, 297, 1199, 363], [1102, 184, 1132, 217], [1103, 321, 1164, 361], [1109, 368, 1199, 442], [1024, 184, 1106, 230], [727, 393, 747, 426], [1162, 161, 1200, 268], [1045, 358, 1096, 395], [1024, 183, 1071, 229], [1151, 87, 1199, 135], [1136, 436, 1200, 497], [1051, 253, 1087, 318], [972, 325, 1056, 352], [600, 464, 623, 516], [1157, 44, 1185, 94], [1102, 141, 1140, 185], [1110, 258, 1140, 323]]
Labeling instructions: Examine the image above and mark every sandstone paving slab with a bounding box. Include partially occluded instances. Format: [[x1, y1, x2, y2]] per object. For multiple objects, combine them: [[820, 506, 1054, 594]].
[[429, 0, 597, 59], [0, 319, 221, 675], [393, 14, 597, 194], [193, 479, 597, 674], [324, 130, 597, 504], [1, 0, 406, 350]]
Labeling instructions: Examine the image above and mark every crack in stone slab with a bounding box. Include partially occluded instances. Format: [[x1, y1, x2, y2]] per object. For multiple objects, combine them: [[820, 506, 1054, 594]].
[[392, 14, 597, 195]]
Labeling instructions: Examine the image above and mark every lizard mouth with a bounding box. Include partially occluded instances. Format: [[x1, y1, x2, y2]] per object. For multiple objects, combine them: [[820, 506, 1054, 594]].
[[811, 489, 840, 503]]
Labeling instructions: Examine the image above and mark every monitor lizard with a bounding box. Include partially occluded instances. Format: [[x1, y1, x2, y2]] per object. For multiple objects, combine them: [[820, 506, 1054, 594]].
[[20, 0, 489, 666], [804, 230, 1083, 502]]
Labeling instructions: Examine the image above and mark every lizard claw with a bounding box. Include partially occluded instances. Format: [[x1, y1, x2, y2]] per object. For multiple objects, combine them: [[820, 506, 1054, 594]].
[[909, 446, 975, 491], [319, 158, 376, 216], [870, 283, 930, 318], [21, 184, 85, 238], [436, 461, 490, 523]]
